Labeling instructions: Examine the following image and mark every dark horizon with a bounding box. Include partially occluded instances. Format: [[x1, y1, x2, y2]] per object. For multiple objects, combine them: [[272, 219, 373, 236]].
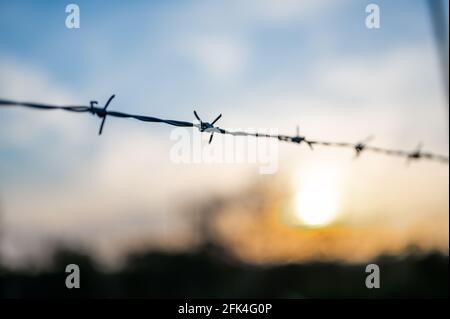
[[0, 241, 448, 298]]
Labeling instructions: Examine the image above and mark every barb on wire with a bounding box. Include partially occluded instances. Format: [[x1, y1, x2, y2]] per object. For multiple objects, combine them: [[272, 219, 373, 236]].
[[286, 125, 315, 150], [193, 110, 223, 144], [354, 135, 374, 158], [406, 142, 424, 165], [88, 94, 116, 135], [0, 96, 448, 165]]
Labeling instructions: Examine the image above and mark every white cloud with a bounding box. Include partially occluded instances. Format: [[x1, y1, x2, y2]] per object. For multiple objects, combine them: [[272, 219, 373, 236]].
[[0, 57, 91, 145], [179, 35, 248, 80], [212, 46, 447, 151]]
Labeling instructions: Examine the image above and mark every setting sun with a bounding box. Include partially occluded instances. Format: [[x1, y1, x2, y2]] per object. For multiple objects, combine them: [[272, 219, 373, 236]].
[[293, 164, 341, 227], [295, 186, 338, 227]]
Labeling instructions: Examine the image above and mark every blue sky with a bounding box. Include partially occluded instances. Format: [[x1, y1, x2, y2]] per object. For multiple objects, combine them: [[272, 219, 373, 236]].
[[0, 0, 445, 110], [2, 0, 447, 177], [0, 0, 448, 266]]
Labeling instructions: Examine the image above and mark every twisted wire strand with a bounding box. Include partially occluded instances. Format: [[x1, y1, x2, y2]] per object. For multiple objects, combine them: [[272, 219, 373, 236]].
[[0, 96, 448, 164]]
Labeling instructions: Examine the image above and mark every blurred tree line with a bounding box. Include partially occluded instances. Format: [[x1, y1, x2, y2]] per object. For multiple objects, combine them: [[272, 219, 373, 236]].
[[0, 242, 448, 298]]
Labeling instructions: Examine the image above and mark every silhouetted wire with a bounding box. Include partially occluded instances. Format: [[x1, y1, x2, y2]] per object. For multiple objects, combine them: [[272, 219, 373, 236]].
[[0, 96, 448, 164]]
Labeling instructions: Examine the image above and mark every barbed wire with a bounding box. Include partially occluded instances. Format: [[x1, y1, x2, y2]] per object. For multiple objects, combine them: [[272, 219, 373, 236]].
[[0, 95, 448, 164]]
